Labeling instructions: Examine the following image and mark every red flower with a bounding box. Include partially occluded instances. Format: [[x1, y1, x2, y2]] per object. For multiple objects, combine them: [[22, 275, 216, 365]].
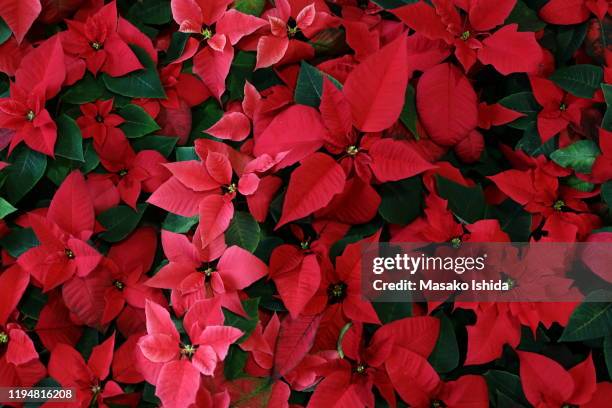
[[61, 1, 143, 77], [137, 300, 242, 407], [393, 0, 542, 74], [0, 265, 45, 389], [0, 36, 65, 156], [17, 171, 102, 291], [77, 99, 124, 143], [146, 230, 267, 316], [255, 1, 322, 69], [529, 75, 592, 142], [49, 334, 135, 407], [171, 0, 267, 100], [518, 351, 606, 407], [62, 228, 167, 333]]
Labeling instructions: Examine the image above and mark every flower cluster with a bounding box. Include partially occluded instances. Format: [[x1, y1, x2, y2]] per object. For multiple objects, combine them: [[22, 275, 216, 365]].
[[0, 0, 612, 407]]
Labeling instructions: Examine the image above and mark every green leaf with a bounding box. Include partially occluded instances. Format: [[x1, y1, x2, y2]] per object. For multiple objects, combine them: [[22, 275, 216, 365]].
[[176, 147, 198, 161], [516, 122, 558, 157], [550, 64, 603, 98], [498, 92, 539, 130], [489, 199, 532, 241], [234, 0, 266, 16], [0, 197, 16, 219], [0, 17, 10, 45], [76, 327, 100, 360], [119, 104, 160, 138], [601, 84, 612, 131], [192, 99, 224, 139], [55, 115, 84, 161], [82, 140, 100, 173], [436, 176, 486, 223], [103, 45, 166, 98], [371, 0, 418, 9], [132, 135, 178, 157], [0, 228, 39, 258], [224, 345, 248, 380], [226, 211, 261, 253], [602, 181, 612, 209], [61, 73, 106, 104], [565, 175, 595, 192], [428, 313, 459, 373], [553, 23, 587, 63], [98, 203, 148, 242], [294, 61, 341, 107], [127, 0, 172, 25], [162, 213, 198, 233], [378, 177, 423, 225], [228, 51, 256, 101], [400, 85, 419, 139], [223, 298, 260, 343], [46, 157, 71, 186], [19, 287, 47, 321], [560, 292, 612, 341], [504, 0, 545, 32], [4, 145, 47, 203], [374, 302, 412, 324], [484, 370, 530, 408], [550, 140, 600, 174], [163, 32, 190, 64]]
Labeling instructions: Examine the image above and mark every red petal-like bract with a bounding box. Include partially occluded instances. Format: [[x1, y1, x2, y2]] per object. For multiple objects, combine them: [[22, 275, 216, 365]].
[[47, 170, 94, 240], [417, 63, 478, 146], [539, 0, 591, 24], [478, 24, 542, 75], [155, 360, 200, 407], [254, 105, 328, 168], [273, 313, 322, 378], [343, 34, 409, 132], [0, 0, 41, 43], [2, 1, 611, 407], [277, 152, 346, 228]]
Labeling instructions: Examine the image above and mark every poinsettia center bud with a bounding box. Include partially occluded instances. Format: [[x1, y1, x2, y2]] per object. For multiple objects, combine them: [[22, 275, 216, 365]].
[[181, 344, 197, 356], [196, 263, 215, 278], [287, 25, 299, 37], [561, 404, 578, 408], [346, 145, 359, 156], [300, 241, 310, 250], [0, 332, 8, 344], [460, 31, 470, 41], [113, 280, 125, 291], [354, 364, 366, 374], [95, 114, 104, 123], [64, 248, 75, 259], [431, 400, 447, 408], [118, 169, 128, 177], [328, 282, 347, 302], [91, 384, 101, 395], [90, 41, 103, 51], [559, 103, 567, 111], [553, 200, 565, 211], [225, 183, 237, 194], [25, 110, 35, 122], [201, 28, 213, 40], [450, 237, 462, 248], [504, 277, 516, 289]]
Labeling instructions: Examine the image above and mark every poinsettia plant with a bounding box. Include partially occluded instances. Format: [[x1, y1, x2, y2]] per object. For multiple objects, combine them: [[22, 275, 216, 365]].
[[1, 0, 612, 407]]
